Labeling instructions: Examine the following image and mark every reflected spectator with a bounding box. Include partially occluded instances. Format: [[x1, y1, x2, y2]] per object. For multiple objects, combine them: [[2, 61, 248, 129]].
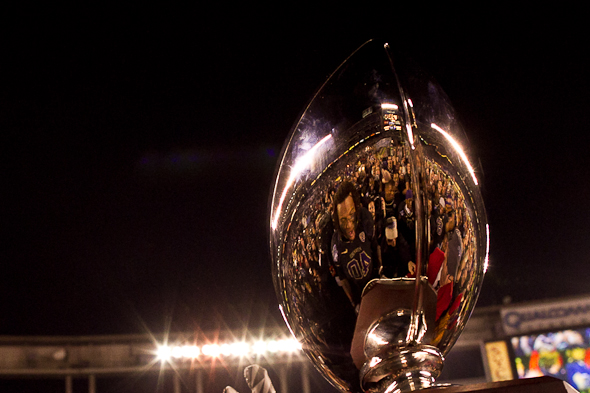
[[330, 181, 379, 310], [380, 217, 413, 278], [382, 170, 400, 219], [430, 198, 446, 254], [444, 210, 463, 280], [398, 189, 416, 255]]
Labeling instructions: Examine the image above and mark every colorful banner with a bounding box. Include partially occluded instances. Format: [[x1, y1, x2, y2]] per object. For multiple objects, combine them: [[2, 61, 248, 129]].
[[511, 327, 590, 392]]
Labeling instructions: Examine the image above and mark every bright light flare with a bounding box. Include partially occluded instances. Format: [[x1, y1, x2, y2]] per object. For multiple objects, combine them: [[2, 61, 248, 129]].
[[172, 346, 184, 359], [229, 342, 250, 357], [156, 345, 172, 361], [253, 340, 267, 355], [253, 339, 300, 354], [381, 103, 398, 110], [431, 123, 478, 185], [271, 134, 332, 230], [266, 340, 280, 353], [181, 345, 200, 358], [278, 338, 302, 352], [220, 343, 232, 356], [201, 344, 221, 357], [155, 338, 301, 362]]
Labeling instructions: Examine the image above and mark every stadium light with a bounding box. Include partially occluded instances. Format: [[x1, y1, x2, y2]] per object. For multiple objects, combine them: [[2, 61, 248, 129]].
[[201, 344, 221, 358], [155, 337, 301, 362], [156, 345, 172, 361]]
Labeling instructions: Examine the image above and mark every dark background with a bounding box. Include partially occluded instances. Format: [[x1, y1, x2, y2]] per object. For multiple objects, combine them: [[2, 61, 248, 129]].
[[2, 6, 589, 340]]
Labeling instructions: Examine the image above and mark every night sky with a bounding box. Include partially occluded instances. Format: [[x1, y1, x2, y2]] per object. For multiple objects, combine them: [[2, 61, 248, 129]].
[[2, 7, 589, 338]]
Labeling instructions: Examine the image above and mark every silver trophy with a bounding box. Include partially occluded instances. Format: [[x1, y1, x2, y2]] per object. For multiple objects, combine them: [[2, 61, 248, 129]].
[[269, 39, 489, 392]]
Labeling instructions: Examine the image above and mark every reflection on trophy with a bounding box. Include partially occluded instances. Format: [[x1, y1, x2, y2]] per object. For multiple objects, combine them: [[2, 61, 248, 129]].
[[269, 39, 489, 392]]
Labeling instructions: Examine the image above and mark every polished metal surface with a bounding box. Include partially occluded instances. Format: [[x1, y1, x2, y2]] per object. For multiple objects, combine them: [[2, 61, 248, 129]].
[[360, 345, 443, 392], [269, 39, 488, 392]]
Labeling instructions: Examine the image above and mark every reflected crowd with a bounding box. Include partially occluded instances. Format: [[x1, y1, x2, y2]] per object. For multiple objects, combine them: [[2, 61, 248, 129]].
[[282, 137, 481, 361]]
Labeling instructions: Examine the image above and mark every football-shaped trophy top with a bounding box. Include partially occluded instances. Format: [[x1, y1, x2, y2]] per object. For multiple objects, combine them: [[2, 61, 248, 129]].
[[269, 39, 488, 392]]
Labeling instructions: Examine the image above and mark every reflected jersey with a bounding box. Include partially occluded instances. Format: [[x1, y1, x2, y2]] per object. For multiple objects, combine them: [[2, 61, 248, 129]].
[[331, 207, 376, 304]]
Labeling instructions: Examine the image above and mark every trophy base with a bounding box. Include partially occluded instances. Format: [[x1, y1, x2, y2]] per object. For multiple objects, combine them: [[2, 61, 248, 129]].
[[427, 376, 578, 393]]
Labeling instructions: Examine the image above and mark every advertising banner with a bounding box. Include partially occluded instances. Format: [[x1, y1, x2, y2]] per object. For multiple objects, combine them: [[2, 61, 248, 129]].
[[501, 297, 590, 336]]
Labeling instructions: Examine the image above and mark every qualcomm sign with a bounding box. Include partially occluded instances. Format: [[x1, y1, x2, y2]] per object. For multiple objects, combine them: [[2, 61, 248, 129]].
[[501, 296, 590, 335]]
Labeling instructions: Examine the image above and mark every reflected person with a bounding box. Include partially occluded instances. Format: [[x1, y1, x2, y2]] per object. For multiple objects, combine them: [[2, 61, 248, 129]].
[[330, 181, 379, 312], [379, 216, 413, 278]]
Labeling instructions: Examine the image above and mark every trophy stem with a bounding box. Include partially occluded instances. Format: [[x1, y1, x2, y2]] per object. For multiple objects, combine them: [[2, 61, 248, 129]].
[[352, 278, 441, 392], [360, 345, 443, 393]]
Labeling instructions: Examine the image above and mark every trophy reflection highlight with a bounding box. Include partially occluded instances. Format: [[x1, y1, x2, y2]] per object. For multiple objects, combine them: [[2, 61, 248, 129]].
[[269, 40, 488, 392]]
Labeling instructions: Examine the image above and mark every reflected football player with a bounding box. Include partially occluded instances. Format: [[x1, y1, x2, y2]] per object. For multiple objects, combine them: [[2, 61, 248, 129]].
[[331, 181, 379, 311]]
